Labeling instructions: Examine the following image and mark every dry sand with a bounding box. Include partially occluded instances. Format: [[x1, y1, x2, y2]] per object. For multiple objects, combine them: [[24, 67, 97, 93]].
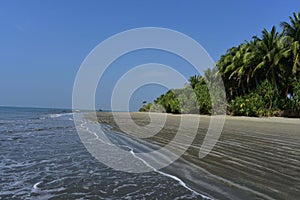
[[89, 112, 300, 199]]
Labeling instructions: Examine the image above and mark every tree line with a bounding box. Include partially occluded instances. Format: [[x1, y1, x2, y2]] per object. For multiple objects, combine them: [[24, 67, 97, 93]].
[[140, 12, 300, 117]]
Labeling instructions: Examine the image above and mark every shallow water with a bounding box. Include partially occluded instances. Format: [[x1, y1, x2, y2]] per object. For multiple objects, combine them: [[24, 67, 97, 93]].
[[0, 107, 206, 199]]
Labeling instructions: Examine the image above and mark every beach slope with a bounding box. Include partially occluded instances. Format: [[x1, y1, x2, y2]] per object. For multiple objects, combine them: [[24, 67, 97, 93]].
[[89, 112, 300, 199]]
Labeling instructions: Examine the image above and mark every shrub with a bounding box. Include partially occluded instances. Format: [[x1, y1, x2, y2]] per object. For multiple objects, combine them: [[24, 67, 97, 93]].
[[139, 102, 153, 112], [256, 80, 279, 110], [230, 93, 264, 116], [194, 83, 212, 114]]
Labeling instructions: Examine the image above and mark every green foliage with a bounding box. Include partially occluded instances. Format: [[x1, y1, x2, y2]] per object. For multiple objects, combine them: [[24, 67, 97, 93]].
[[281, 12, 300, 74], [217, 12, 300, 116], [194, 82, 211, 114], [230, 80, 279, 117], [256, 80, 279, 110], [139, 102, 153, 112], [230, 93, 265, 117], [154, 90, 181, 114], [151, 83, 212, 115], [174, 87, 199, 114], [139, 12, 300, 118], [289, 80, 300, 112]]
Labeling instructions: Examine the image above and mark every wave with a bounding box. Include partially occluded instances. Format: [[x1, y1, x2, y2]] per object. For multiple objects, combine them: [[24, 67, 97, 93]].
[[128, 149, 210, 199], [49, 113, 74, 119], [78, 118, 211, 200], [33, 181, 42, 190]]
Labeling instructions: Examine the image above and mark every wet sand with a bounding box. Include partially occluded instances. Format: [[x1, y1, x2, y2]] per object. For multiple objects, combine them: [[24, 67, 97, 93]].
[[90, 112, 300, 199]]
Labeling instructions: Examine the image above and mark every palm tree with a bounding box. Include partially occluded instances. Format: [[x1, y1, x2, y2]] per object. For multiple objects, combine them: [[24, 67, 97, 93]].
[[217, 46, 240, 99], [226, 43, 251, 95], [281, 12, 300, 75], [188, 75, 201, 89], [252, 26, 289, 90], [218, 42, 257, 97], [242, 39, 263, 90]]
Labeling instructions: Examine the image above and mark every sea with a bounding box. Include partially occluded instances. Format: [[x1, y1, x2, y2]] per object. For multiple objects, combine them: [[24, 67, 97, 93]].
[[0, 107, 207, 199]]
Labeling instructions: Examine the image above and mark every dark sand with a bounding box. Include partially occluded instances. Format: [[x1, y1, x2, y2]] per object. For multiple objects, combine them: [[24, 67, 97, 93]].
[[89, 112, 300, 200]]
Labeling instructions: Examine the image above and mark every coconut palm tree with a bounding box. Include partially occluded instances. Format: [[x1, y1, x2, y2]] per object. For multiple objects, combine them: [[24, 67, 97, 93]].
[[226, 43, 252, 95], [188, 75, 201, 89], [252, 26, 289, 90], [217, 46, 240, 99], [281, 12, 300, 75]]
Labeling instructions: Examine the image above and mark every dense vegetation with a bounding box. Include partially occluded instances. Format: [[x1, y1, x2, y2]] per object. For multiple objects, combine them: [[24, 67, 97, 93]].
[[140, 12, 300, 117]]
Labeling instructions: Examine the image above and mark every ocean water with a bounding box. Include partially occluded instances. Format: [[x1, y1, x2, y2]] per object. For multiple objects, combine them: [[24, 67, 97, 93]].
[[0, 107, 206, 199]]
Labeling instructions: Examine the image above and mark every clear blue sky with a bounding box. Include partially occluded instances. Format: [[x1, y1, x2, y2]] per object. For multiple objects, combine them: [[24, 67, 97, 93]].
[[0, 0, 299, 110]]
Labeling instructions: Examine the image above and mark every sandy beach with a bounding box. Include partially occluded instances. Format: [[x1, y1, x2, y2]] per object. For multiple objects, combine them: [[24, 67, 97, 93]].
[[88, 112, 300, 199]]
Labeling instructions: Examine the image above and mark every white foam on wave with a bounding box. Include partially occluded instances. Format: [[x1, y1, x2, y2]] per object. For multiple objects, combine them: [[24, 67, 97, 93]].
[[49, 113, 74, 119], [128, 149, 211, 199], [78, 118, 212, 200], [32, 180, 65, 196], [33, 181, 42, 190]]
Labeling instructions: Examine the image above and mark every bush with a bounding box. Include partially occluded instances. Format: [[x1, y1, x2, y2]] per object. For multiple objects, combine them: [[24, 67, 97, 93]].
[[256, 80, 279, 110], [154, 90, 181, 114], [290, 80, 300, 112], [174, 87, 200, 114], [139, 102, 153, 112], [229, 80, 283, 117], [194, 83, 212, 114], [230, 92, 264, 117]]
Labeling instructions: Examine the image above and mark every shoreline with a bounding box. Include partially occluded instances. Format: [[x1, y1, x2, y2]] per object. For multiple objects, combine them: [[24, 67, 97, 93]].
[[87, 112, 300, 199], [112, 111, 300, 124]]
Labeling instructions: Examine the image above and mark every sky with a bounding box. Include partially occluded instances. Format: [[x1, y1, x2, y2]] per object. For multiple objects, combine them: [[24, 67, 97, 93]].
[[0, 0, 299, 110]]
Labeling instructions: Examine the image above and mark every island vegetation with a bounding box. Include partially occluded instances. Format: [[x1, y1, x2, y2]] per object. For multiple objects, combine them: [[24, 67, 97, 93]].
[[139, 12, 300, 117]]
